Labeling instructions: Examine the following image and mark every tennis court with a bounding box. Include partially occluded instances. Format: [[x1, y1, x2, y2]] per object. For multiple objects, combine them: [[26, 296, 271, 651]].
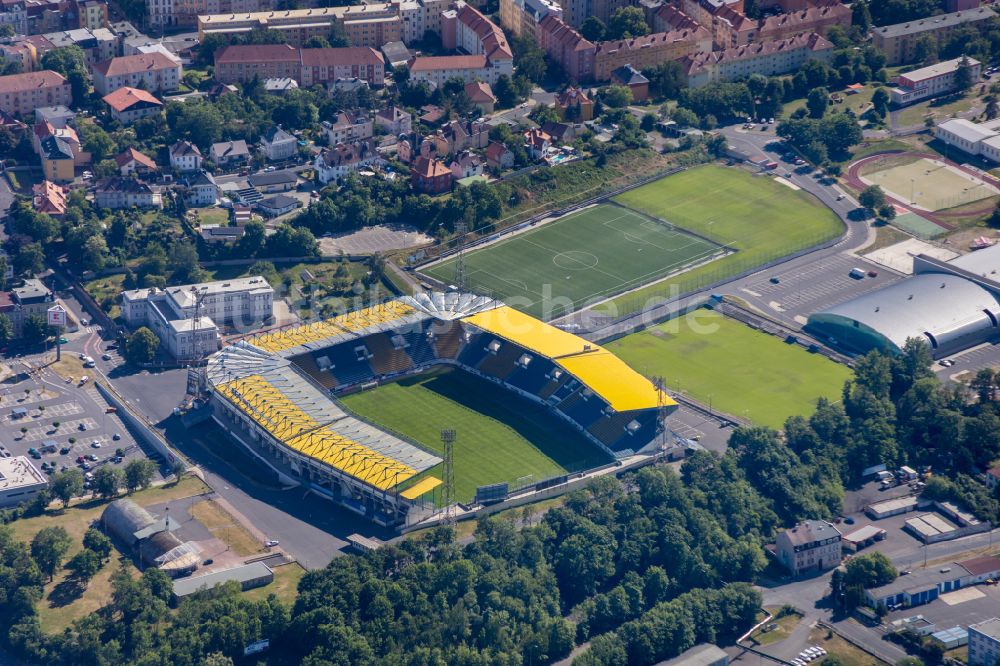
[[420, 204, 725, 320], [862, 157, 1000, 211]]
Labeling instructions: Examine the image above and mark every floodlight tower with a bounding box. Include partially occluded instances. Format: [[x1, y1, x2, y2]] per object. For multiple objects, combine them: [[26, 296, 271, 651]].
[[453, 222, 467, 292], [185, 285, 209, 398], [653, 376, 671, 454], [441, 429, 456, 526]]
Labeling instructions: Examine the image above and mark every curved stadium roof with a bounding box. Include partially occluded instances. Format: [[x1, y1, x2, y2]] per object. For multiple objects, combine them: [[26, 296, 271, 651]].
[[809, 273, 1000, 351]]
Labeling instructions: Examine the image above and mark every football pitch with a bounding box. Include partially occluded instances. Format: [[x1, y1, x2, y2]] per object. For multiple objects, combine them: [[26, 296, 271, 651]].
[[420, 204, 724, 319], [606, 310, 852, 429], [339, 367, 610, 503]]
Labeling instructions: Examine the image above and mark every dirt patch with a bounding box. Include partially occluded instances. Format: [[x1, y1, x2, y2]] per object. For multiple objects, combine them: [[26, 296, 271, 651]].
[[189, 499, 265, 557]]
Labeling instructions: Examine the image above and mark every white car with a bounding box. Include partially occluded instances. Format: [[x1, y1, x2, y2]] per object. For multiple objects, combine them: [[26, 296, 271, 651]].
[[265, 540, 280, 547], [90, 441, 102, 448]]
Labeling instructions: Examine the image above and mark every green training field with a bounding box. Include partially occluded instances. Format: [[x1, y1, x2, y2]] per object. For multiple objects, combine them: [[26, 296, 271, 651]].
[[606, 310, 852, 429], [339, 367, 609, 503], [608, 165, 843, 315], [421, 203, 724, 320]]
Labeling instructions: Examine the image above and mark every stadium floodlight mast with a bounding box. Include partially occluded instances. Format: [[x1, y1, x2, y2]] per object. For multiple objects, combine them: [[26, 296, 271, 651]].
[[441, 429, 457, 526]]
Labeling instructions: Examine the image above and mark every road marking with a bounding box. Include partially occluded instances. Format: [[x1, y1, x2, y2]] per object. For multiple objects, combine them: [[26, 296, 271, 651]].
[[740, 288, 761, 297], [768, 301, 785, 312]]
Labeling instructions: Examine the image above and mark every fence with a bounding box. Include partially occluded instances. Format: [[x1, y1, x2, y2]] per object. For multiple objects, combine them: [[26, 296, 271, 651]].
[[95, 381, 186, 471]]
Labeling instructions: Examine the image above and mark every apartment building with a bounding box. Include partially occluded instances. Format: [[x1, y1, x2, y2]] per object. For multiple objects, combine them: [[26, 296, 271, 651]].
[[499, 0, 562, 40], [91, 52, 181, 96], [10, 279, 53, 335], [891, 56, 980, 105], [392, 0, 449, 42], [37, 26, 117, 66], [76, 0, 108, 29], [409, 54, 504, 86], [121, 276, 273, 358], [0, 70, 69, 117], [314, 138, 383, 184], [102, 86, 163, 123], [969, 619, 1000, 666], [593, 27, 712, 80], [872, 7, 996, 65], [322, 110, 373, 145], [537, 14, 596, 81], [197, 4, 401, 47], [215, 44, 386, 86], [94, 177, 160, 209], [776, 520, 843, 575], [553, 0, 631, 28], [148, 0, 271, 29], [0, 0, 28, 35], [681, 32, 834, 88]]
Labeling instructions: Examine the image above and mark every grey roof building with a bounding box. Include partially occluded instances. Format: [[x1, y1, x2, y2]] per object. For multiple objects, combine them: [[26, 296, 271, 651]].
[[172, 561, 274, 600], [807, 244, 1000, 357], [656, 644, 729, 666]]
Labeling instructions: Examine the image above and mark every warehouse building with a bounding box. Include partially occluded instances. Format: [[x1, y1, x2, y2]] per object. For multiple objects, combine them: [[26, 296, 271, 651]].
[[0, 456, 48, 507], [172, 561, 274, 601], [807, 245, 1000, 358]]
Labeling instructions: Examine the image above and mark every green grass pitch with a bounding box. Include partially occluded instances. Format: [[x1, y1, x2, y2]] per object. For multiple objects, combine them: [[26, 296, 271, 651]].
[[607, 165, 843, 314], [606, 310, 853, 429], [420, 203, 723, 320], [339, 367, 610, 503]]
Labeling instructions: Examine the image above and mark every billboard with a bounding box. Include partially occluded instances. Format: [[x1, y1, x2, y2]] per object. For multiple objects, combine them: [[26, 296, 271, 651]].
[[47, 305, 67, 327], [475, 483, 508, 505]]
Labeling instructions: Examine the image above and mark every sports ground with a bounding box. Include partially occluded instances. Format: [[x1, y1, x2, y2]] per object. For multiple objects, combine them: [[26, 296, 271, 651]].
[[607, 165, 843, 314], [606, 310, 852, 429], [421, 203, 724, 319], [860, 156, 999, 211], [339, 367, 610, 503]]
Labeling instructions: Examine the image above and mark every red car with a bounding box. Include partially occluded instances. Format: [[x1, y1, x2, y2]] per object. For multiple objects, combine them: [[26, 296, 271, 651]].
[[76, 456, 85, 464]]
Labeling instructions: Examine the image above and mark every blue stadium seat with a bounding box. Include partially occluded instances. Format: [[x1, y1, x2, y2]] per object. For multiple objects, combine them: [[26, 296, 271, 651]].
[[505, 355, 557, 396], [457, 332, 490, 368], [402, 329, 438, 366], [560, 392, 604, 429], [323, 342, 375, 387]]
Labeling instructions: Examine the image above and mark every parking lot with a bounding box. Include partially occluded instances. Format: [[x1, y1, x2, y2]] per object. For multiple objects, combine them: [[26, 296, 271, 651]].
[[884, 583, 1000, 630], [0, 355, 160, 490]]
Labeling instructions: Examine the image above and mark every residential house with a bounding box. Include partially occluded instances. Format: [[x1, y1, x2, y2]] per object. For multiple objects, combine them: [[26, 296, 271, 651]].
[[180, 170, 218, 207], [102, 86, 163, 123], [94, 177, 160, 209], [449, 150, 483, 179], [259, 126, 296, 162], [610, 64, 649, 102], [410, 155, 453, 193], [314, 138, 382, 184], [442, 119, 490, 153], [34, 120, 86, 166], [169, 140, 202, 172], [37, 134, 74, 181], [375, 106, 412, 135], [322, 111, 373, 146], [0, 70, 71, 117], [200, 225, 245, 244], [209, 140, 250, 168], [32, 180, 65, 216], [115, 147, 158, 177], [540, 120, 577, 142], [34, 105, 75, 128], [485, 141, 514, 170], [248, 170, 298, 192], [10, 279, 54, 336], [264, 77, 298, 94], [776, 520, 842, 575], [556, 87, 593, 121], [256, 194, 301, 217], [91, 52, 182, 96], [524, 128, 551, 159], [464, 80, 496, 114]]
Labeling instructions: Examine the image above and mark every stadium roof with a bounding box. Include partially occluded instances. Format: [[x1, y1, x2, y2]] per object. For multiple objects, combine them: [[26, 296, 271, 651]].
[[809, 273, 1000, 351], [463, 305, 669, 412], [946, 244, 1000, 281]]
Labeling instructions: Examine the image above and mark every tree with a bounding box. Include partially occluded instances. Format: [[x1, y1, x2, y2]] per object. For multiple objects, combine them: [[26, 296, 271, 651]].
[[92, 466, 123, 499], [31, 527, 72, 581], [672, 107, 699, 127], [581, 16, 606, 41], [871, 87, 890, 117], [986, 95, 999, 120], [303, 35, 330, 48], [125, 327, 159, 365], [955, 55, 974, 93], [0, 314, 12, 348], [859, 184, 887, 211], [22, 315, 50, 346], [14, 243, 45, 276], [83, 528, 113, 561], [601, 85, 633, 108], [124, 459, 156, 493], [913, 35, 939, 65], [66, 549, 101, 583], [807, 87, 830, 118], [607, 6, 650, 39], [844, 552, 897, 588], [645, 60, 685, 100], [50, 469, 84, 508]]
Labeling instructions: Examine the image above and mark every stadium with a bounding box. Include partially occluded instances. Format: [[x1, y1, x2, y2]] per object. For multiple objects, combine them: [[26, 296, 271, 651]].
[[206, 292, 675, 529]]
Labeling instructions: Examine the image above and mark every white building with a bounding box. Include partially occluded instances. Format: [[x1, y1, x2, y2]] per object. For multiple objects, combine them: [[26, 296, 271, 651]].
[[91, 52, 182, 96], [170, 140, 203, 172], [180, 170, 218, 207], [260, 126, 297, 162], [322, 111, 373, 146], [0, 456, 48, 508], [934, 117, 1000, 161], [970, 618, 1000, 666], [775, 520, 842, 575], [121, 276, 274, 359], [315, 138, 383, 184], [891, 56, 981, 106]]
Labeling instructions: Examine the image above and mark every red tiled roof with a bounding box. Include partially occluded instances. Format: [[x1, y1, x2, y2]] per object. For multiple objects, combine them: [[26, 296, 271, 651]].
[[682, 32, 832, 76], [214, 43, 299, 64], [299, 46, 384, 67], [411, 155, 451, 178], [115, 147, 158, 170], [93, 52, 178, 77], [456, 4, 513, 61], [102, 86, 162, 112], [595, 28, 709, 55], [557, 86, 591, 106], [0, 70, 66, 94], [464, 81, 496, 103], [540, 15, 596, 52], [409, 55, 488, 71], [485, 141, 509, 161]]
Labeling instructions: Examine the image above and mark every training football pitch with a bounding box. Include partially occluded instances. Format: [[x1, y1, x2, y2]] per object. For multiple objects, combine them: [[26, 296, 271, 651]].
[[861, 156, 999, 212], [606, 310, 852, 429], [339, 367, 609, 503], [421, 203, 724, 319]]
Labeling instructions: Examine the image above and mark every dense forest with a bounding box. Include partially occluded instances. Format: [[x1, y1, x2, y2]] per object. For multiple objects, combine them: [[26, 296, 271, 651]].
[[0, 345, 997, 665]]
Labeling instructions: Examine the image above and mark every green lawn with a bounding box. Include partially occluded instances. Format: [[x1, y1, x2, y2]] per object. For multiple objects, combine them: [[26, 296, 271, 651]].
[[605, 165, 843, 316], [421, 203, 724, 319], [895, 88, 983, 127], [339, 367, 610, 502], [606, 310, 852, 429]]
